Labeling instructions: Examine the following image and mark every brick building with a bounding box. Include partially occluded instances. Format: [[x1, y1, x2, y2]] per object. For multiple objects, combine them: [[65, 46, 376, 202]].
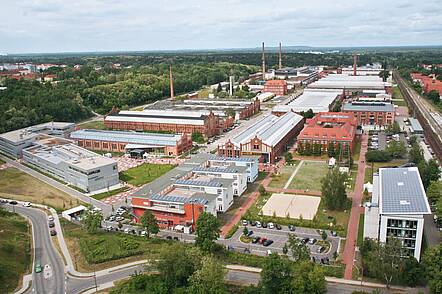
[[297, 112, 357, 155], [104, 109, 221, 138], [218, 111, 304, 163], [342, 101, 395, 126], [411, 73, 442, 96], [70, 129, 192, 156], [264, 80, 288, 96]]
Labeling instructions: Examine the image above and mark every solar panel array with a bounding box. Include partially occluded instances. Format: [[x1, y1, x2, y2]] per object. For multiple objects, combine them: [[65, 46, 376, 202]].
[[380, 168, 430, 214], [174, 179, 222, 187], [193, 166, 239, 173]]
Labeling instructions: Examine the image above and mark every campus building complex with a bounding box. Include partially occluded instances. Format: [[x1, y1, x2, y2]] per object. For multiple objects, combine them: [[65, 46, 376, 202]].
[[297, 112, 357, 155], [0, 122, 75, 157], [104, 109, 223, 138], [217, 111, 304, 163], [70, 129, 192, 157], [342, 101, 395, 126], [22, 136, 119, 193], [130, 154, 258, 230], [364, 167, 431, 261]]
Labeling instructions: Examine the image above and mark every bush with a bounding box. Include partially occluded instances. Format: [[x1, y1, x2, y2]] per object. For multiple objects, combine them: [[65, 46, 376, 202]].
[[366, 150, 392, 162]]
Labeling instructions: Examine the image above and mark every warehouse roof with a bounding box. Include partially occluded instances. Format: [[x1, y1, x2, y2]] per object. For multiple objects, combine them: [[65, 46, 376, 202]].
[[0, 122, 74, 143], [70, 129, 184, 147], [379, 167, 431, 215], [342, 102, 395, 112], [105, 110, 207, 126], [231, 112, 303, 147], [273, 90, 341, 113], [308, 74, 390, 90]]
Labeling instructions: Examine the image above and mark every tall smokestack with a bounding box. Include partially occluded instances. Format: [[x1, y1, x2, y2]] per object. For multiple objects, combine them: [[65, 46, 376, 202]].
[[169, 65, 174, 99], [353, 54, 357, 76], [262, 42, 265, 80], [279, 42, 282, 69]]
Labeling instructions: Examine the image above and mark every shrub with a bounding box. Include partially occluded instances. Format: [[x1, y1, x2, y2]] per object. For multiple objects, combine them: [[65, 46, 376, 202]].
[[366, 150, 392, 162]]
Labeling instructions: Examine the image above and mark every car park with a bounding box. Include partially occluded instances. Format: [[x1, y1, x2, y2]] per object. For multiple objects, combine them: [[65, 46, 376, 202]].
[[50, 230, 57, 236]]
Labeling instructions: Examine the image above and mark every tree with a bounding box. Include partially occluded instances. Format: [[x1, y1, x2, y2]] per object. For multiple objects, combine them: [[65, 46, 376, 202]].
[[321, 167, 348, 210], [392, 121, 401, 134], [366, 150, 392, 162], [195, 212, 221, 252], [409, 142, 424, 165], [327, 142, 336, 158], [140, 210, 159, 238], [284, 152, 293, 164], [188, 255, 227, 294], [321, 230, 327, 241], [192, 132, 205, 144], [82, 209, 103, 233], [287, 234, 310, 262], [243, 226, 249, 236], [418, 159, 441, 190], [427, 90, 440, 103], [260, 254, 292, 294], [426, 181, 442, 204], [152, 244, 202, 290], [422, 244, 442, 294], [292, 261, 326, 294], [386, 140, 407, 159]]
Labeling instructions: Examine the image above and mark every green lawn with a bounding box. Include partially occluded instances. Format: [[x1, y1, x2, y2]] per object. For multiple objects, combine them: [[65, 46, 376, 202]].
[[357, 214, 365, 247], [119, 163, 175, 186], [0, 209, 31, 293], [78, 120, 107, 130], [288, 161, 329, 191], [268, 163, 299, 189], [92, 186, 131, 200], [352, 140, 361, 161], [392, 85, 404, 100], [364, 160, 408, 183]]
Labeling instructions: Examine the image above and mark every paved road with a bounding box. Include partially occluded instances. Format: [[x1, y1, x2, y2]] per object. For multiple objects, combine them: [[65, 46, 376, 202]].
[[3, 204, 65, 294], [0, 155, 112, 216]]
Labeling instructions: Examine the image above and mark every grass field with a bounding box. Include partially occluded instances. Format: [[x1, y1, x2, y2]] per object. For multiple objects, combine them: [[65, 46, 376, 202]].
[[61, 220, 175, 271], [77, 120, 107, 130], [0, 158, 5, 164], [0, 168, 79, 210], [119, 163, 175, 187], [0, 209, 31, 292], [357, 214, 365, 247], [92, 186, 131, 200], [364, 160, 408, 183], [268, 162, 299, 189], [288, 161, 329, 191]]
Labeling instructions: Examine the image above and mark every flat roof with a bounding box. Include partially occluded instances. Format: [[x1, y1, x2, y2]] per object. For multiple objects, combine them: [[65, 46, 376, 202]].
[[379, 167, 431, 215], [342, 102, 394, 112], [71, 129, 183, 146], [308, 74, 390, 90], [409, 118, 423, 132], [0, 122, 74, 143], [193, 165, 248, 174], [231, 112, 303, 147]]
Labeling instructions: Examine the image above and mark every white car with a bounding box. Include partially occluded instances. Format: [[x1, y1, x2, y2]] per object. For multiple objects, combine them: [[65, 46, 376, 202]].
[[22, 202, 31, 207], [268, 222, 275, 229], [255, 221, 262, 228], [48, 216, 54, 222], [124, 228, 130, 234], [140, 231, 147, 237]]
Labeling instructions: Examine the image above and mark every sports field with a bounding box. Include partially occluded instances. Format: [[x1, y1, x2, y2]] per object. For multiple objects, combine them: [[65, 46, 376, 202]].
[[288, 161, 329, 191], [261, 193, 321, 220]]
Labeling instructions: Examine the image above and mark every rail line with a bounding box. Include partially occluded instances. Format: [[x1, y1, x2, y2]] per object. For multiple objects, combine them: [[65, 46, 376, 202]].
[[393, 71, 442, 164]]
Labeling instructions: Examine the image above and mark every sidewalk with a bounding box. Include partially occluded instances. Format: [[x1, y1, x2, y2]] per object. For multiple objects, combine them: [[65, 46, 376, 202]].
[[342, 134, 368, 280]]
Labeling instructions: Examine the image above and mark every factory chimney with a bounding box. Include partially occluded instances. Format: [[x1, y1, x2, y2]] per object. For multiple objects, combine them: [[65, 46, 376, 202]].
[[169, 65, 174, 99], [353, 54, 358, 76], [278, 42, 282, 69], [262, 42, 265, 80]]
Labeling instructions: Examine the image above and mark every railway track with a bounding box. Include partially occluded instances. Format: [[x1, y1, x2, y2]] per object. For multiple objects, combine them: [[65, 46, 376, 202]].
[[393, 71, 442, 163]]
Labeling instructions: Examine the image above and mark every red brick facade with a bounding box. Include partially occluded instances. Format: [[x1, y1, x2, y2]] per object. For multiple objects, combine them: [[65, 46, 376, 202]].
[[264, 80, 288, 96], [343, 110, 395, 126]]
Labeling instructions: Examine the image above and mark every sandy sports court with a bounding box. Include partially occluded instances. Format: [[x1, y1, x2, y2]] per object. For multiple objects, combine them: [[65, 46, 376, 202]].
[[261, 193, 321, 220]]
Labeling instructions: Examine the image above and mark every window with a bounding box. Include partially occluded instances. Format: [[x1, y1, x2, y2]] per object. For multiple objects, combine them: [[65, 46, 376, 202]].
[[253, 144, 259, 150]]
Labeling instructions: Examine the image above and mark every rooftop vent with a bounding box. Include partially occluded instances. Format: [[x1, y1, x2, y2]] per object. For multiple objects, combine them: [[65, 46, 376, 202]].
[[400, 200, 410, 205], [397, 182, 404, 186]]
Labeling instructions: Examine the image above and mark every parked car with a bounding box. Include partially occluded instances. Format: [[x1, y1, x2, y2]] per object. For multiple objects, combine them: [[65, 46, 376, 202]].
[[317, 246, 325, 253], [9, 200, 18, 205], [116, 216, 125, 222], [263, 239, 274, 247], [173, 236, 179, 241], [246, 230, 254, 237], [124, 228, 130, 234], [275, 224, 282, 230], [262, 222, 268, 228], [109, 215, 116, 222], [48, 216, 54, 222], [252, 236, 261, 244], [250, 221, 257, 226], [255, 221, 262, 228], [302, 238, 309, 244], [266, 250, 272, 255], [22, 202, 31, 207], [48, 221, 55, 228], [259, 237, 267, 244], [288, 225, 296, 231], [242, 219, 248, 226], [50, 230, 57, 236], [330, 231, 337, 237], [268, 222, 275, 229], [166, 236, 172, 240], [140, 231, 147, 237], [35, 263, 42, 273], [308, 238, 317, 245]]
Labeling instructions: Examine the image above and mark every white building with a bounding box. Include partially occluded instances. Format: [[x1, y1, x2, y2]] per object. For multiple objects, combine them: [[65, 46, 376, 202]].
[[207, 156, 259, 183], [272, 89, 341, 114], [192, 165, 248, 197], [364, 167, 431, 261]]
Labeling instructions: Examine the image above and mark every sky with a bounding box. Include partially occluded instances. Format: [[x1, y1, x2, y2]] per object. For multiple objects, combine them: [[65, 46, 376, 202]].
[[1, 0, 442, 54]]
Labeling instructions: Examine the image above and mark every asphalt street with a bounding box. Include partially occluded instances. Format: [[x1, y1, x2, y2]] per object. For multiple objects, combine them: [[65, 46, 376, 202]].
[[3, 204, 65, 294]]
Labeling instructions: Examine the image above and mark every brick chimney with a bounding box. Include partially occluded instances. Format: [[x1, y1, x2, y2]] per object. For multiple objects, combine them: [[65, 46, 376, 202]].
[[169, 65, 174, 99]]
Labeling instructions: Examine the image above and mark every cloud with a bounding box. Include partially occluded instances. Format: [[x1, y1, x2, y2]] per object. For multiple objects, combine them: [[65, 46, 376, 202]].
[[0, 0, 441, 53]]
